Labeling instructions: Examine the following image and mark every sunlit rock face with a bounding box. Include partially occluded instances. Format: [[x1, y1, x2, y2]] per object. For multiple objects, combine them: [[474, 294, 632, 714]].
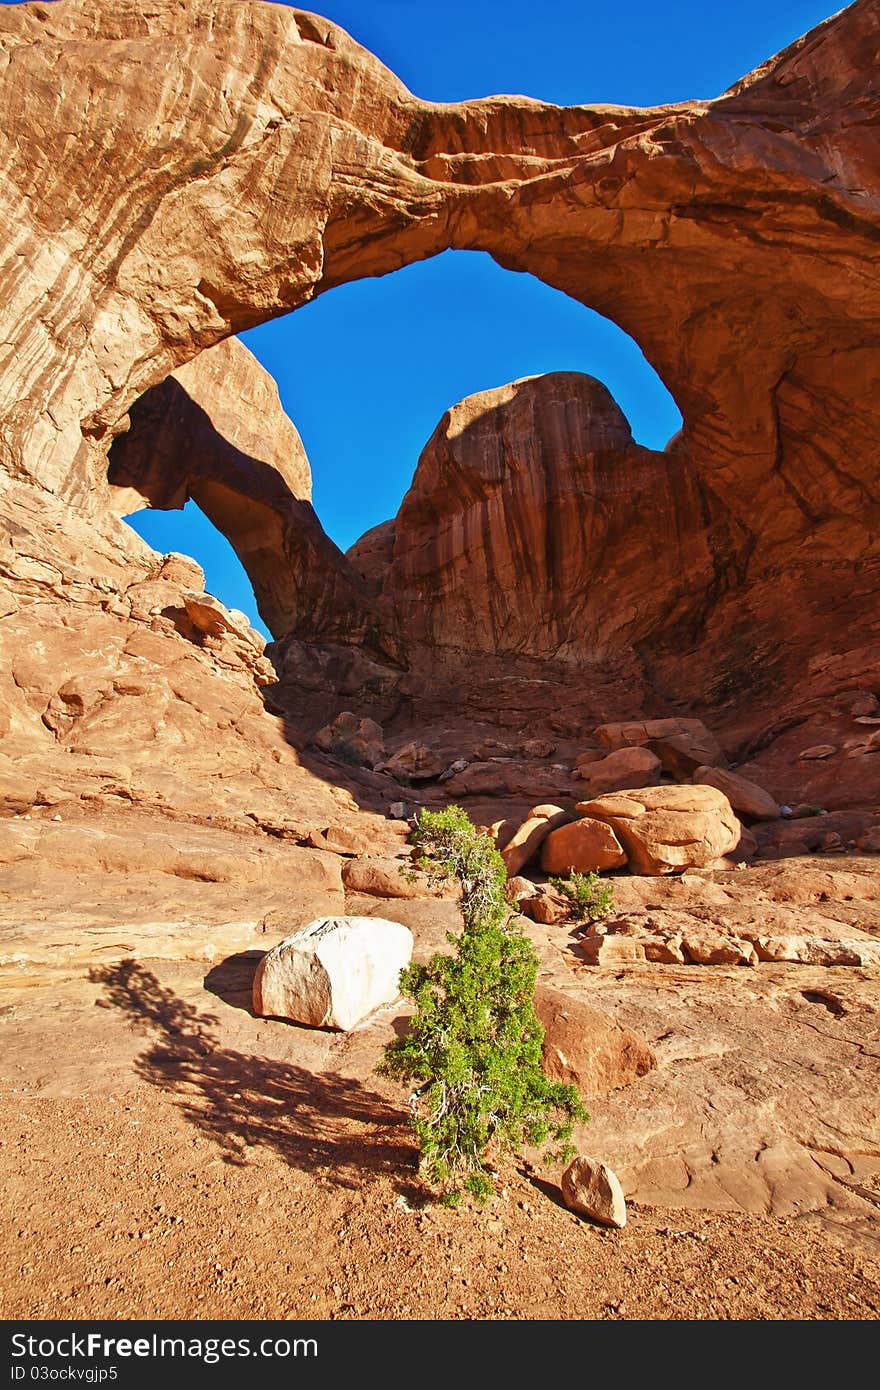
[[374, 371, 738, 662], [0, 0, 878, 745]]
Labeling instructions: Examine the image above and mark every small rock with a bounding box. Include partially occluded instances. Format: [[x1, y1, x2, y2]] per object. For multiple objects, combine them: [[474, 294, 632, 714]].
[[561, 1157, 627, 1229], [473, 737, 512, 760], [442, 762, 511, 797], [388, 801, 412, 821], [844, 692, 879, 718], [680, 931, 757, 966], [816, 831, 845, 854], [437, 758, 470, 784], [505, 875, 537, 906], [799, 744, 837, 760], [526, 889, 572, 925], [521, 738, 557, 759]]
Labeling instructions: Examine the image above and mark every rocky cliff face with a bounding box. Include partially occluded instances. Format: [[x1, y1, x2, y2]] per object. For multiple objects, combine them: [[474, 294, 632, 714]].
[[108, 336, 384, 647], [0, 0, 878, 760], [1, 0, 877, 722], [371, 372, 740, 663]]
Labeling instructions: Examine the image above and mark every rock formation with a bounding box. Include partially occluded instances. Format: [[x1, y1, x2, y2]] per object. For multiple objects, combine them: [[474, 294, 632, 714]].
[[108, 337, 381, 645], [0, 0, 877, 724], [253, 915, 413, 1030], [2, 0, 880, 1266], [366, 372, 736, 663]]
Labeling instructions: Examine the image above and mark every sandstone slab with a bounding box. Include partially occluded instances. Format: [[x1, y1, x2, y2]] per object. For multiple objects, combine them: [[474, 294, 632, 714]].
[[648, 733, 728, 779], [693, 766, 779, 822], [572, 747, 662, 797], [596, 720, 724, 765]]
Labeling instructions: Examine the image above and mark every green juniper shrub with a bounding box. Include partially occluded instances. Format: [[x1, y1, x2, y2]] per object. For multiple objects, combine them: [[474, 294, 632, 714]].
[[379, 805, 588, 1206], [548, 869, 616, 925]]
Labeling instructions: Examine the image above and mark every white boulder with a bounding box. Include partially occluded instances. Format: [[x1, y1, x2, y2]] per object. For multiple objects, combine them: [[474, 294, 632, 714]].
[[253, 916, 413, 1031]]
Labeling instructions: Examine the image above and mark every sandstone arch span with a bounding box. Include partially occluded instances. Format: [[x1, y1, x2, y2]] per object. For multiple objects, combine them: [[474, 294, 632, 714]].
[[108, 336, 384, 647], [1, 0, 879, 700]]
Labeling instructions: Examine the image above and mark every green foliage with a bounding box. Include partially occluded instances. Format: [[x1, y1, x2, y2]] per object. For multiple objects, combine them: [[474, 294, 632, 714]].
[[380, 805, 588, 1205], [548, 869, 616, 924]]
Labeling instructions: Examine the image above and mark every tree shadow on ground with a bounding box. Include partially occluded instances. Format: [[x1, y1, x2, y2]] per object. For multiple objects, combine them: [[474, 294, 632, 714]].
[[90, 959, 419, 1194]]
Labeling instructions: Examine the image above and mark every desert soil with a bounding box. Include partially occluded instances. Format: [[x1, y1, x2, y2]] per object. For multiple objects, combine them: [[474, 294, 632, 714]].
[[2, 954, 878, 1323]]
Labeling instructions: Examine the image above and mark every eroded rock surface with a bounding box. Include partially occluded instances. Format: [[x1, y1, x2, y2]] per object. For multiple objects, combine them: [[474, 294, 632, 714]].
[[0, 0, 877, 721], [109, 338, 380, 645], [1, 0, 880, 1269]]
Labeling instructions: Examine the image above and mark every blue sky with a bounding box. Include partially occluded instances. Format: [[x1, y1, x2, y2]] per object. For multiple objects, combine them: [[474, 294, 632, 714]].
[[115, 0, 840, 636]]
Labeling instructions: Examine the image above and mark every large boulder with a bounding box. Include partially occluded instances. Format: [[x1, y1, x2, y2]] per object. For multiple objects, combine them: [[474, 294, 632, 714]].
[[253, 916, 413, 1031], [342, 857, 424, 899], [648, 732, 728, 779], [578, 785, 741, 875], [540, 818, 627, 875], [312, 712, 385, 769], [693, 766, 780, 822], [572, 746, 662, 797], [381, 741, 445, 783], [594, 719, 725, 765], [501, 805, 571, 876], [535, 984, 656, 1097]]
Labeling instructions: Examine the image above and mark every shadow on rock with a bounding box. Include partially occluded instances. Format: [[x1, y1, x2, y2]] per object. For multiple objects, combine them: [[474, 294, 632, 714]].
[[90, 959, 416, 1190]]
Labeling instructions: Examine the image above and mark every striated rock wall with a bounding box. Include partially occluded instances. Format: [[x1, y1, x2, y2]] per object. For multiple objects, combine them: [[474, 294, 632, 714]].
[[378, 372, 742, 662], [0, 0, 878, 729]]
